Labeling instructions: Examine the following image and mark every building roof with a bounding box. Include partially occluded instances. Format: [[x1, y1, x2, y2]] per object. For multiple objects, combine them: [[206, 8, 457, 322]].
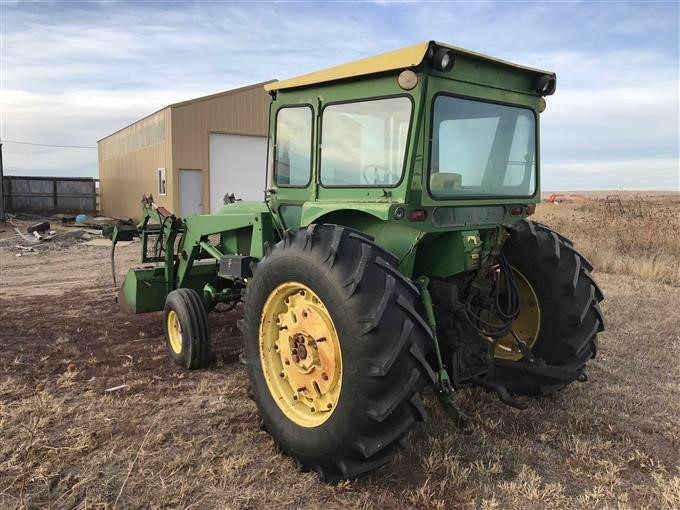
[[168, 80, 275, 109], [264, 41, 553, 92], [98, 81, 275, 143]]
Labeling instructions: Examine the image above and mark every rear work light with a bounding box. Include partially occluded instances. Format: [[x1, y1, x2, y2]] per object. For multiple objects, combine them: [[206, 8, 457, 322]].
[[408, 209, 428, 222]]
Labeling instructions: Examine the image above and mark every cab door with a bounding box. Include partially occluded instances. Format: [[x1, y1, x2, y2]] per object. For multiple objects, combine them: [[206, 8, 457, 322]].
[[269, 103, 316, 230]]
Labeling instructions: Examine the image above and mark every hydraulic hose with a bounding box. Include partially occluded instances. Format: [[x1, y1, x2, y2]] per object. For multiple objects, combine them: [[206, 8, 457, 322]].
[[111, 240, 117, 287], [464, 253, 521, 339]]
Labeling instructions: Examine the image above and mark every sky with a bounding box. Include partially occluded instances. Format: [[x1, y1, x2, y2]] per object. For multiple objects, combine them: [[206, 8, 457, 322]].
[[0, 0, 678, 191]]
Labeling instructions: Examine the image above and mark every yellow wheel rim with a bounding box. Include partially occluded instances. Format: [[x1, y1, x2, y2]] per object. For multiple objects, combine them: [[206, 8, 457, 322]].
[[494, 268, 541, 361], [167, 310, 183, 354], [259, 282, 342, 428]]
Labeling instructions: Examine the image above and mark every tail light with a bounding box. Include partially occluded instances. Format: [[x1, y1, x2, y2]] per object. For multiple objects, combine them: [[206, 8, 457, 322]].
[[408, 209, 428, 222], [509, 206, 524, 216], [526, 204, 536, 216]]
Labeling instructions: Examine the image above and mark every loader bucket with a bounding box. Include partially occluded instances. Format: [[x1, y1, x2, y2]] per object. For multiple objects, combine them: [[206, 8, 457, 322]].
[[120, 263, 219, 314], [119, 267, 168, 314]]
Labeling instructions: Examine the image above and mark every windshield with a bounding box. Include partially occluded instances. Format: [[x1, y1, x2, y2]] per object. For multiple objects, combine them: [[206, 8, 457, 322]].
[[430, 96, 537, 198]]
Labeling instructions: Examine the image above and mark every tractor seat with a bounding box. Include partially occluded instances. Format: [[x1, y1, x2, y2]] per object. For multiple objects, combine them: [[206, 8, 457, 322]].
[[430, 172, 462, 193]]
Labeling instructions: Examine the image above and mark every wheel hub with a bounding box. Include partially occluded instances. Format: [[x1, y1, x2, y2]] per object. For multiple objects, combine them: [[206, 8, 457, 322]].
[[292, 333, 308, 361], [166, 310, 183, 354], [259, 282, 342, 427]]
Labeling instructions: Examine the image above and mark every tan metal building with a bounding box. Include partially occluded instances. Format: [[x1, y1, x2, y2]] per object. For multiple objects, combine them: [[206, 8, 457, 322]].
[[98, 82, 273, 220]]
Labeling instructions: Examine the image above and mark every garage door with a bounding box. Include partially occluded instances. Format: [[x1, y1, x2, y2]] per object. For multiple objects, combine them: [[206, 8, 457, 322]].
[[209, 133, 268, 213]]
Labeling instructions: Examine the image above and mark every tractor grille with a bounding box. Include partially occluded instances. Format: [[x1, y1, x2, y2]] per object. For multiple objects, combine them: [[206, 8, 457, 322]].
[[207, 233, 221, 247], [144, 231, 183, 258]]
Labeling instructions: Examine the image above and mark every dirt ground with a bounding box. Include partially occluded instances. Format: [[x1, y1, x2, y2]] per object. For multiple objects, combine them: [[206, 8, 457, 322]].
[[1, 207, 679, 509]]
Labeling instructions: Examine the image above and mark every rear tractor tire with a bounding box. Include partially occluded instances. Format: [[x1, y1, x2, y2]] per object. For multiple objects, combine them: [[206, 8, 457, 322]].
[[492, 220, 605, 396], [163, 288, 211, 369], [242, 224, 434, 481]]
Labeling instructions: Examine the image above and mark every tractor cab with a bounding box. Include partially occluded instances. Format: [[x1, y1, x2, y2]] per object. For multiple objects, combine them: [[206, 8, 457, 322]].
[[262, 41, 555, 277], [265, 41, 554, 236]]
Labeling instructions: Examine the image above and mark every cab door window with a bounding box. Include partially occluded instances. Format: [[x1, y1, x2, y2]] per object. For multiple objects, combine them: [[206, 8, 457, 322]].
[[274, 106, 313, 187]]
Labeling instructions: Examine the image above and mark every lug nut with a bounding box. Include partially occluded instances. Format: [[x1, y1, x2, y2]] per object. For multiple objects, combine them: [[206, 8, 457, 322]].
[[279, 372, 285, 378], [284, 359, 290, 365], [310, 407, 315, 412], [327, 403, 333, 409], [321, 373, 328, 381]]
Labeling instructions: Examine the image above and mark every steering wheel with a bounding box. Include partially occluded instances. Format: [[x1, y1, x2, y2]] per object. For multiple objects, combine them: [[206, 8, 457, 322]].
[[362, 164, 388, 185]]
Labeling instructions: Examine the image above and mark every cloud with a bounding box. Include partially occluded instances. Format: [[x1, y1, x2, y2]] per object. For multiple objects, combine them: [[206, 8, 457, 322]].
[[0, 1, 677, 191], [533, 48, 679, 189], [543, 158, 679, 191], [542, 83, 679, 160]]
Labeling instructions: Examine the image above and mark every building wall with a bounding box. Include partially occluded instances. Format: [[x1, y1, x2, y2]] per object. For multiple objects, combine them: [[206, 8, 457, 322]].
[[98, 82, 272, 219], [99, 108, 173, 219], [170, 83, 271, 214]]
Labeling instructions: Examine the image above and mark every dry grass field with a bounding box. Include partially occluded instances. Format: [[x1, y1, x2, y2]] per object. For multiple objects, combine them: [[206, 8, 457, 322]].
[[535, 193, 680, 287], [1, 196, 679, 509]]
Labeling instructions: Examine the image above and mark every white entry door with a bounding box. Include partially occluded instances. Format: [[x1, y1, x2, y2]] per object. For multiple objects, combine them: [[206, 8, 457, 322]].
[[179, 169, 203, 218], [209, 133, 267, 213]]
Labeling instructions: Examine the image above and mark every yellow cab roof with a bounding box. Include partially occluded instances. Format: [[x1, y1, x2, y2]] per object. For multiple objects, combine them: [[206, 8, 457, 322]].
[[265, 41, 553, 92]]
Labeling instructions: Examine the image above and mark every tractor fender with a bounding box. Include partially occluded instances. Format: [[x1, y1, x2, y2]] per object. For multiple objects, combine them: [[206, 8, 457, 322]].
[[301, 205, 423, 277], [300, 202, 393, 227]]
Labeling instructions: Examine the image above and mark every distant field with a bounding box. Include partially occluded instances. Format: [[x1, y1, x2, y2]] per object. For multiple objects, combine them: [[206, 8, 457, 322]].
[[534, 196, 680, 287], [540, 190, 680, 201], [1, 198, 679, 509]]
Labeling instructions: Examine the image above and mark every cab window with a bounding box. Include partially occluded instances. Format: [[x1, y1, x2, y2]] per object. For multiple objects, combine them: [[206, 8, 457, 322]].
[[274, 106, 313, 187], [430, 95, 536, 198], [320, 97, 412, 187]]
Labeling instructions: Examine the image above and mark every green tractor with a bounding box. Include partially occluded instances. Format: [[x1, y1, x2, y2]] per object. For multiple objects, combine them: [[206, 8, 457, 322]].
[[114, 41, 604, 481]]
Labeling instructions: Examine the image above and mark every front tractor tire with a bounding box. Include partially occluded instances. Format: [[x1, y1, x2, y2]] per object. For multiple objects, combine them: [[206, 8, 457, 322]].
[[163, 288, 211, 369], [492, 220, 605, 396], [242, 225, 433, 481]]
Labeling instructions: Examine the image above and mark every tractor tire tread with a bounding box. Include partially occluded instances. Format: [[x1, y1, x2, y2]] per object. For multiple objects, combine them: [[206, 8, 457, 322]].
[[364, 368, 421, 422], [164, 288, 210, 369], [180, 288, 210, 368], [243, 224, 430, 481], [492, 219, 604, 396]]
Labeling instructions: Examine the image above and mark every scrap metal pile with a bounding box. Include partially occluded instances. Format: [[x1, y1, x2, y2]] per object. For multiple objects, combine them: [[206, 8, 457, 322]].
[[0, 214, 123, 256]]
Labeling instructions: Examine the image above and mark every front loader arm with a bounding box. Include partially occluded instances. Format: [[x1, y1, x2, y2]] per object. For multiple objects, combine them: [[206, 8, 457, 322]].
[[136, 195, 184, 295], [176, 209, 273, 288], [117, 196, 276, 314]]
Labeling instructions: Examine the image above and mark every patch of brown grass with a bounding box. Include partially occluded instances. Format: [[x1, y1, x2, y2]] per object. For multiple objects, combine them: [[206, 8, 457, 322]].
[[1, 211, 680, 509], [533, 198, 680, 286]]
